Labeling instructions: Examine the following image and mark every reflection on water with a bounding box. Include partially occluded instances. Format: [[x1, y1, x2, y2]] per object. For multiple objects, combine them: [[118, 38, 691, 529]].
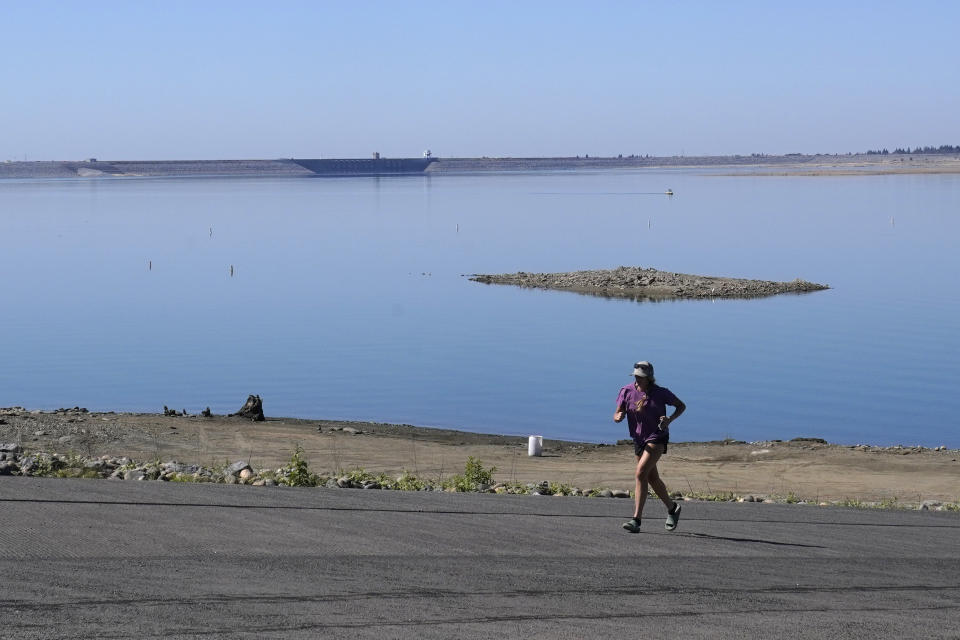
[[471, 281, 829, 303], [0, 170, 958, 447]]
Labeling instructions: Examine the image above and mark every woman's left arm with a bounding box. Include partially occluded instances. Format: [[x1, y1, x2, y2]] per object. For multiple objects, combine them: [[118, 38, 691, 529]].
[[659, 398, 686, 429]]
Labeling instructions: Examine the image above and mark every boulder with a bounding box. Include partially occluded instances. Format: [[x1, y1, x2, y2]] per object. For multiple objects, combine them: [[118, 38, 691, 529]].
[[18, 456, 37, 474], [226, 461, 252, 476]]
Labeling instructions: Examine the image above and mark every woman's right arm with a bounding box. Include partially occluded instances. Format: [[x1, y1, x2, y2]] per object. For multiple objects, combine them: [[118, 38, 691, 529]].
[[613, 402, 626, 422], [613, 388, 627, 422]]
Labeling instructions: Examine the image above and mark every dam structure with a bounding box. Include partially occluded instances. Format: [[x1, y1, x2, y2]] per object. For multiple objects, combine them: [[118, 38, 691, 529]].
[[0, 155, 438, 179], [291, 154, 437, 176]]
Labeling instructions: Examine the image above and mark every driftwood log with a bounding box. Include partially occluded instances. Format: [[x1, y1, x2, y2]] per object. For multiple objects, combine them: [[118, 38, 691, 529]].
[[232, 395, 265, 422]]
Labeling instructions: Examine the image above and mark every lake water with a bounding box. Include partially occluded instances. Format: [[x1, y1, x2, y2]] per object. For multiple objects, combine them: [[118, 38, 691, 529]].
[[1, 170, 958, 447]]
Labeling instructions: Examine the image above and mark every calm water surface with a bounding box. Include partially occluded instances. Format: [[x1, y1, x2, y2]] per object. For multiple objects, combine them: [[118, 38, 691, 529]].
[[1, 170, 957, 447]]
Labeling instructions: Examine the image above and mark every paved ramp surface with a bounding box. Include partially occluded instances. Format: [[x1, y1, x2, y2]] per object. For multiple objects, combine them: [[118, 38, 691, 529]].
[[1, 478, 957, 639]]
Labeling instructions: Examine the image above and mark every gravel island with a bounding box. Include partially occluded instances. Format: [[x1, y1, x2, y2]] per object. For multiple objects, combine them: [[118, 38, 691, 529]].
[[470, 266, 829, 300]]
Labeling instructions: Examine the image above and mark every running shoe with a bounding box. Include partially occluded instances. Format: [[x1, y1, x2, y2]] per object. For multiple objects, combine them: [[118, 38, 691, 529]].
[[622, 518, 641, 533], [665, 502, 681, 531]]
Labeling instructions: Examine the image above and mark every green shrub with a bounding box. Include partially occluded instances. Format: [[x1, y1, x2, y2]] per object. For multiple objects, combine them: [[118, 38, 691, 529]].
[[467, 456, 496, 485], [169, 473, 201, 483], [549, 482, 574, 496], [681, 491, 737, 502], [394, 471, 426, 491], [448, 457, 496, 492], [348, 468, 371, 483], [283, 445, 318, 487], [50, 467, 99, 479], [500, 483, 530, 495], [877, 496, 903, 510], [32, 455, 64, 477], [838, 497, 866, 509]]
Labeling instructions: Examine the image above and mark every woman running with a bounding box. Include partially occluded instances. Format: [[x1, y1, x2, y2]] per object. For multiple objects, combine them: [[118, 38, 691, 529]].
[[614, 360, 686, 533]]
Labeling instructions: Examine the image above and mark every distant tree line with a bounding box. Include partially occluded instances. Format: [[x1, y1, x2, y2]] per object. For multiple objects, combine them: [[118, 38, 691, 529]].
[[866, 145, 960, 155]]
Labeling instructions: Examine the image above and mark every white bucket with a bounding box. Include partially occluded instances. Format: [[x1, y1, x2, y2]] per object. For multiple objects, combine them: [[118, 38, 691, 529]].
[[528, 435, 543, 457]]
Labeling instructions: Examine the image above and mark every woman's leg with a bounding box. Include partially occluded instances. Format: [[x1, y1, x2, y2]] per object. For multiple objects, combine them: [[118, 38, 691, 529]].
[[632, 443, 663, 519], [632, 455, 645, 519], [648, 464, 677, 512]]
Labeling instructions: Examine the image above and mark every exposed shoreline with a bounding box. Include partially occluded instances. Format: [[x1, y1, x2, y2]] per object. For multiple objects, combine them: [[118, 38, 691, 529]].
[[2, 407, 958, 509], [3, 153, 959, 179], [470, 266, 829, 301]]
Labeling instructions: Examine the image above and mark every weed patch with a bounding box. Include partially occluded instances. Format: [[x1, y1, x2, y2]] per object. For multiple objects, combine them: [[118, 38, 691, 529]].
[[447, 457, 496, 492], [281, 445, 318, 487]]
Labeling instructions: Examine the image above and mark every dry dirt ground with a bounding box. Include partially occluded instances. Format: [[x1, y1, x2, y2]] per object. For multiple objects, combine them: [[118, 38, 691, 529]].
[[3, 408, 958, 506]]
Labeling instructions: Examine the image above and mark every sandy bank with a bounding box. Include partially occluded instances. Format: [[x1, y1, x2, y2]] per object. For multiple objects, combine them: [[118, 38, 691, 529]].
[[2, 408, 958, 508]]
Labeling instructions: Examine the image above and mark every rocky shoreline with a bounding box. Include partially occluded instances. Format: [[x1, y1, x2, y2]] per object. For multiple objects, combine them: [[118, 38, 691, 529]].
[[1, 407, 957, 511], [0, 442, 619, 496], [470, 266, 829, 300], [1, 441, 956, 511]]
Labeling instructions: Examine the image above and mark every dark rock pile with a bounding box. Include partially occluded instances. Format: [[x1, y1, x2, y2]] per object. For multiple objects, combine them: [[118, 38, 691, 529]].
[[232, 395, 265, 422]]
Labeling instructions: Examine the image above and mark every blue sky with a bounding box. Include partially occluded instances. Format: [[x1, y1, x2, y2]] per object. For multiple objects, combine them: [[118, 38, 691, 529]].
[[2, 1, 958, 160]]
